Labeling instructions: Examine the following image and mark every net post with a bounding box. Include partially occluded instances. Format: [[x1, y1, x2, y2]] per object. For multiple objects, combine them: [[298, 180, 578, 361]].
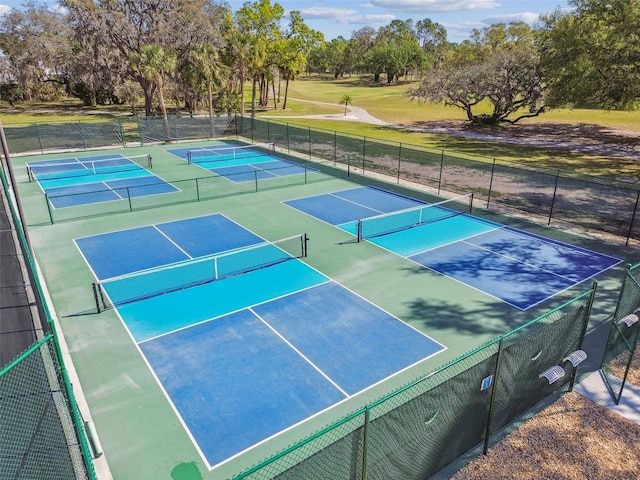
[[468, 192, 474, 212], [45, 194, 54, 224], [254, 170, 258, 192], [302, 233, 309, 258], [356, 220, 363, 242], [187, 151, 192, 164], [92, 283, 102, 313], [27, 165, 32, 182], [147, 154, 152, 168]]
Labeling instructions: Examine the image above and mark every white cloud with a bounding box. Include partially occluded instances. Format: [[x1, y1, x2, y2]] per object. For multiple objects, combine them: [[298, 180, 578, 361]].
[[339, 14, 397, 25], [367, 0, 500, 12], [0, 5, 12, 16], [299, 7, 395, 26], [483, 12, 542, 25], [299, 7, 358, 20]]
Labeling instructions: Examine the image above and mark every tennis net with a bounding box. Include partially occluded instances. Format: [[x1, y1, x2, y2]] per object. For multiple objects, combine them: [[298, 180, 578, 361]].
[[357, 193, 474, 241], [93, 233, 308, 312], [27, 154, 152, 182], [186, 143, 274, 164]]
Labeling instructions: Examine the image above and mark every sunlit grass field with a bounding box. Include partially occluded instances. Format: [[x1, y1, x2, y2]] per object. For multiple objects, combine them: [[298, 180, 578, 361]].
[[1, 75, 638, 178]]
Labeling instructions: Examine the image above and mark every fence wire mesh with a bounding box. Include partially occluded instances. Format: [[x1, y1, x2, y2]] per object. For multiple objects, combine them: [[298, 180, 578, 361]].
[[233, 287, 594, 480], [601, 263, 640, 403], [0, 337, 90, 480]]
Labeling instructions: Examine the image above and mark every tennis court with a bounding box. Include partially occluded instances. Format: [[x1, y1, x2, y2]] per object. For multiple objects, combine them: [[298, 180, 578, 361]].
[[166, 142, 311, 183], [74, 213, 445, 468], [27, 153, 178, 208], [285, 186, 622, 310]]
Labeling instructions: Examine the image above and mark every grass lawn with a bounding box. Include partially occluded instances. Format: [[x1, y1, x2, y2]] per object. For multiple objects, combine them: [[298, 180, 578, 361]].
[[2, 75, 638, 178]]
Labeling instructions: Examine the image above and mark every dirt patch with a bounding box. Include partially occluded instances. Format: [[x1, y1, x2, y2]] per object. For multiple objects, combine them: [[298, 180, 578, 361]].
[[407, 120, 640, 161], [452, 392, 640, 480]]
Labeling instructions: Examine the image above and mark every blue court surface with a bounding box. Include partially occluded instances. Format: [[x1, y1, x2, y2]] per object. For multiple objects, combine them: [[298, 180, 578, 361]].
[[285, 186, 622, 310], [75, 213, 445, 468], [166, 143, 311, 183], [27, 154, 178, 208]]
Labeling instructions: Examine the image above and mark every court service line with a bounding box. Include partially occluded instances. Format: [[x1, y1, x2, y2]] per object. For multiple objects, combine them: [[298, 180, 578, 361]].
[[328, 192, 386, 214], [152, 225, 193, 259], [250, 307, 350, 398]]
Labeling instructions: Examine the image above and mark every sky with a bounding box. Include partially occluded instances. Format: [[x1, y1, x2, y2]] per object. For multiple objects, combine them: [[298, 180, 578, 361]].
[[0, 0, 570, 43]]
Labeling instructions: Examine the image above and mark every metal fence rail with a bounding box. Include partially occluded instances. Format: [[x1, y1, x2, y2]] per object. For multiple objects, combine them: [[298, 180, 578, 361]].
[[0, 154, 96, 479], [239, 116, 640, 246], [601, 263, 640, 403], [232, 287, 595, 480], [5, 115, 639, 244]]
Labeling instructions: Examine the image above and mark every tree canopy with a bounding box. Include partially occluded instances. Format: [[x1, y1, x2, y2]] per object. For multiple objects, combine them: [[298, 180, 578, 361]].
[[408, 22, 545, 125], [0, 0, 637, 123]]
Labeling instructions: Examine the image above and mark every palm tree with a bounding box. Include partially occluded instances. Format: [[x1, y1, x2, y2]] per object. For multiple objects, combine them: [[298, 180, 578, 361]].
[[339, 94, 353, 116], [191, 42, 227, 119], [131, 45, 177, 133], [225, 30, 252, 116]]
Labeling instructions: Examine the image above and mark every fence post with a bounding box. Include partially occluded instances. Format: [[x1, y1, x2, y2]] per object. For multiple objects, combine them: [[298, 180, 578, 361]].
[[483, 337, 504, 455], [119, 118, 126, 148], [308, 126, 311, 159], [487, 159, 496, 208], [397, 143, 402, 184], [286, 123, 290, 154], [136, 116, 143, 146], [35, 123, 44, 154], [334, 131, 337, 163], [438, 150, 445, 194], [626, 191, 640, 246], [547, 171, 560, 225], [362, 137, 366, 174], [569, 281, 598, 392], [80, 120, 87, 151], [362, 406, 370, 480]]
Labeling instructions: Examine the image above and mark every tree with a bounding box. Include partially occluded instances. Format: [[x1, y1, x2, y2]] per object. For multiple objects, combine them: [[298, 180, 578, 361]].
[[408, 22, 545, 126], [415, 18, 448, 68], [0, 2, 72, 101], [224, 29, 252, 115], [131, 45, 176, 126], [538, 0, 640, 109], [339, 93, 352, 115], [113, 80, 141, 115], [189, 42, 227, 118], [235, 0, 284, 118], [278, 10, 323, 109], [62, 0, 228, 116]]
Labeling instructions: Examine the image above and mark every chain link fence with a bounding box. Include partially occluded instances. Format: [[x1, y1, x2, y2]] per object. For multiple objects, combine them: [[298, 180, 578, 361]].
[[233, 287, 595, 480], [601, 263, 640, 404], [238, 117, 640, 246], [0, 156, 96, 479], [6, 115, 638, 244]]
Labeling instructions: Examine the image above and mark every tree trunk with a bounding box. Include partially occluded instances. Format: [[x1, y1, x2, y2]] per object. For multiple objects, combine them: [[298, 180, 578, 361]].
[[251, 76, 257, 120], [283, 73, 290, 110]]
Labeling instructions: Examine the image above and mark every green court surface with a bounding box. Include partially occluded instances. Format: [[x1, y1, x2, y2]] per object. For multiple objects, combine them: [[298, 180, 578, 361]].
[[12, 140, 638, 479]]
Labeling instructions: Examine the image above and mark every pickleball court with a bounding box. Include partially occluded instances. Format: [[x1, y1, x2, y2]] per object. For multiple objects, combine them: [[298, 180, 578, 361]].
[[74, 213, 445, 468], [284, 186, 622, 310]]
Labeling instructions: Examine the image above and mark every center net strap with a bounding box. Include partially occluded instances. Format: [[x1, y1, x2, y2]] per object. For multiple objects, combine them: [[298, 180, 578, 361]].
[[357, 193, 473, 241], [93, 233, 307, 311], [187, 143, 275, 164]]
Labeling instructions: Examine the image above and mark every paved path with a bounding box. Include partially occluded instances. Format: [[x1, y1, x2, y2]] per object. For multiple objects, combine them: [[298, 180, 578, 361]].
[[263, 97, 392, 126]]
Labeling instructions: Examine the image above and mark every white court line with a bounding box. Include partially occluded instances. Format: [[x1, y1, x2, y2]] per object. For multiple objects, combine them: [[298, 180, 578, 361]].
[[251, 307, 350, 398]]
